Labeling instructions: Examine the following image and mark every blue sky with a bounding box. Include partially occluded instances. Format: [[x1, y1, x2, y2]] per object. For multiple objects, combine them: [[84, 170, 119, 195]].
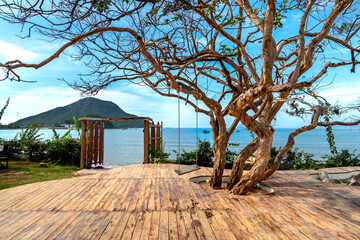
[[0, 10, 359, 129]]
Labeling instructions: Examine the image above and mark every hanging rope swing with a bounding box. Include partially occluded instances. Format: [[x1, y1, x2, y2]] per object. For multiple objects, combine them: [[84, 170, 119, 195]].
[[174, 89, 200, 175]]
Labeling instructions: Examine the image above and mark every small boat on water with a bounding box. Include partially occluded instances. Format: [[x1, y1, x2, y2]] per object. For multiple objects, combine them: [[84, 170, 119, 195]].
[[203, 130, 210, 133]]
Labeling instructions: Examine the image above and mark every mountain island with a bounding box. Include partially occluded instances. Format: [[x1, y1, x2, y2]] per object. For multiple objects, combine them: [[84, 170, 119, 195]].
[[11, 97, 143, 128]]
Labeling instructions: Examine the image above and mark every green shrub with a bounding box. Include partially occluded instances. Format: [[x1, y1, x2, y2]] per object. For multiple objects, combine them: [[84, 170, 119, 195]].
[[225, 143, 239, 169], [1, 139, 21, 159], [46, 137, 81, 166], [25, 139, 42, 161], [293, 152, 321, 170], [15, 121, 43, 144], [173, 139, 240, 168], [0, 121, 81, 166], [149, 140, 171, 164], [174, 139, 213, 167], [323, 149, 360, 167], [269, 147, 321, 170]]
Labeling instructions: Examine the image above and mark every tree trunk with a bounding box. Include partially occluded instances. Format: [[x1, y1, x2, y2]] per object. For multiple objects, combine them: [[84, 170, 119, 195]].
[[210, 138, 228, 188], [230, 135, 273, 194], [209, 111, 229, 189], [226, 138, 259, 191]]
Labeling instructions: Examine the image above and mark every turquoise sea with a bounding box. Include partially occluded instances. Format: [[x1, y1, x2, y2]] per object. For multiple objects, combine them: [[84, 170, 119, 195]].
[[1, 128, 359, 167]]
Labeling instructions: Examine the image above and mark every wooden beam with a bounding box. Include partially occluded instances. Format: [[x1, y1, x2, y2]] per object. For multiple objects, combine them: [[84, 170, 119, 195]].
[[80, 120, 87, 169], [143, 120, 149, 164], [78, 117, 153, 122]]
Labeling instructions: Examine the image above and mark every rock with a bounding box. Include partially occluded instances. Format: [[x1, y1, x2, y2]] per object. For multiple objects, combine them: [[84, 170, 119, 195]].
[[347, 174, 360, 186]]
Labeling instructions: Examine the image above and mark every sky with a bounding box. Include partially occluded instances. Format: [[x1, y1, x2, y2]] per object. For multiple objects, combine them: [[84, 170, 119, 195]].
[[0, 5, 359, 129]]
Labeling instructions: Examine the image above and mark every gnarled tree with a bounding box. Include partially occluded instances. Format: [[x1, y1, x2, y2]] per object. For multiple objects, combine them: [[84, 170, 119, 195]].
[[1, 0, 359, 194]]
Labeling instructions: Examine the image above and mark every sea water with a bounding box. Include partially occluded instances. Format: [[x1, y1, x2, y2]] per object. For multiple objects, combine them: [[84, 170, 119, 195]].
[[1, 128, 359, 167]]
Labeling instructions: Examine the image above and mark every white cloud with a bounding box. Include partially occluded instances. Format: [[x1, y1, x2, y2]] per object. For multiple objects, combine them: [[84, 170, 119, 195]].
[[0, 84, 206, 128], [0, 40, 40, 61], [0, 86, 80, 124], [318, 87, 360, 104]]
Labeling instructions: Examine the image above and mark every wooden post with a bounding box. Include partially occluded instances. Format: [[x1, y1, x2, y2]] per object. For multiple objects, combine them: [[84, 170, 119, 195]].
[[156, 121, 161, 150], [99, 122, 104, 165], [161, 121, 163, 141], [144, 120, 149, 164], [150, 122, 156, 151], [94, 122, 99, 166], [80, 120, 87, 169], [88, 122, 94, 168]]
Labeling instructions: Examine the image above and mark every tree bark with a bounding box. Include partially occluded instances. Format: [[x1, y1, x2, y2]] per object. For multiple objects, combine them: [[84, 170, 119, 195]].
[[230, 134, 273, 195], [226, 138, 259, 191], [210, 138, 228, 188], [209, 112, 229, 189]]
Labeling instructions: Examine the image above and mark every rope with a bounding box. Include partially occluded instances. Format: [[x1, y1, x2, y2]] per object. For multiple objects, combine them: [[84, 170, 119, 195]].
[[178, 90, 180, 169], [196, 99, 198, 165]]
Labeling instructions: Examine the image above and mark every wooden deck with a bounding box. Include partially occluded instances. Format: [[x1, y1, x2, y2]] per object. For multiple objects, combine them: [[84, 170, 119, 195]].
[[0, 164, 359, 239]]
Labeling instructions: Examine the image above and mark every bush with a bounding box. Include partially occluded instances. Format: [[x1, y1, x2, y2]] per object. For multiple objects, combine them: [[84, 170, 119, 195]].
[[293, 152, 321, 170], [173, 139, 240, 168], [174, 139, 213, 167], [1, 139, 21, 159], [0, 121, 81, 166], [149, 140, 171, 164], [269, 147, 320, 170], [46, 137, 81, 166], [323, 149, 360, 167], [225, 143, 240, 169], [24, 139, 44, 161]]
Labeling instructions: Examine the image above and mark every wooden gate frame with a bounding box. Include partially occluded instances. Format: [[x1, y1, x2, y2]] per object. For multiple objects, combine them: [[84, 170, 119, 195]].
[[79, 117, 163, 168]]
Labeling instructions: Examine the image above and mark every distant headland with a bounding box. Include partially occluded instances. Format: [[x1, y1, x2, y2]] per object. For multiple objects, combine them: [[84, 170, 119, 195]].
[[0, 97, 143, 129]]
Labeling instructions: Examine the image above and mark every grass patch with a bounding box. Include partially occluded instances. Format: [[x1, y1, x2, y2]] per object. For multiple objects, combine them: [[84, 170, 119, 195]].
[[0, 160, 80, 190]]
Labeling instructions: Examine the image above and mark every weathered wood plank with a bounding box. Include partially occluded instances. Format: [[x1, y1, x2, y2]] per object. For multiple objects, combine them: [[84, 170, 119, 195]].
[[65, 212, 99, 240], [168, 210, 179, 240], [106, 211, 131, 239], [139, 211, 152, 239], [11, 212, 59, 239], [36, 212, 76, 239], [0, 212, 35, 236], [78, 212, 108, 239], [149, 210, 160, 240], [158, 210, 169, 240], [121, 211, 140, 239], [0, 165, 359, 239]]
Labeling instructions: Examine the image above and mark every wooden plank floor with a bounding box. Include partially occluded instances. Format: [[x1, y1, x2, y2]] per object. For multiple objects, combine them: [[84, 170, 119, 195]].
[[0, 164, 359, 239]]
